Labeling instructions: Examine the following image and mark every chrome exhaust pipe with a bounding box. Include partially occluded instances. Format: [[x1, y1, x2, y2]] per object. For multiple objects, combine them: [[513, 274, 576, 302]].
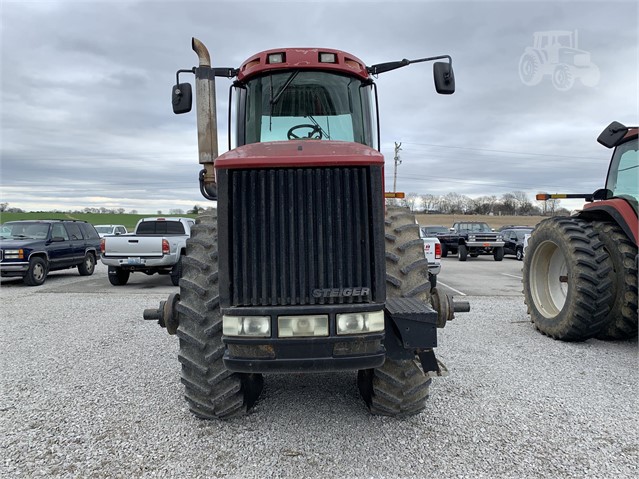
[[192, 37, 218, 199]]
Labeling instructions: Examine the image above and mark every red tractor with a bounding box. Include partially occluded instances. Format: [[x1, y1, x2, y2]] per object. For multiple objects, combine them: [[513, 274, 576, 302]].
[[524, 122, 638, 341], [144, 39, 469, 419]]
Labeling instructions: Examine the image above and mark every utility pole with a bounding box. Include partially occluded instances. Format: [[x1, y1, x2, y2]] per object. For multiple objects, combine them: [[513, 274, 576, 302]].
[[393, 141, 402, 193]]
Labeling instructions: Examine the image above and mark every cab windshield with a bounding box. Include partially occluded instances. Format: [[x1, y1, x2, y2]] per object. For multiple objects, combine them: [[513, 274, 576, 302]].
[[607, 139, 638, 202], [242, 71, 376, 147]]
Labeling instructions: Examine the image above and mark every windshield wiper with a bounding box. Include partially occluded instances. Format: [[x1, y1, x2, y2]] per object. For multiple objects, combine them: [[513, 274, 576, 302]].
[[270, 71, 300, 106], [306, 115, 330, 140]]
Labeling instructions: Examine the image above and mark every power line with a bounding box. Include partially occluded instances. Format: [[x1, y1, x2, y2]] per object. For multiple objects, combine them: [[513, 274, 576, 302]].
[[399, 141, 603, 161]]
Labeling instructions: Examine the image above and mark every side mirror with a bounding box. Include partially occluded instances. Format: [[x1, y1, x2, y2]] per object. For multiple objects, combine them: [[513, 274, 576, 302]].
[[592, 188, 612, 200], [597, 121, 627, 148], [52, 236, 65, 242], [172, 83, 192, 114], [433, 62, 455, 94]]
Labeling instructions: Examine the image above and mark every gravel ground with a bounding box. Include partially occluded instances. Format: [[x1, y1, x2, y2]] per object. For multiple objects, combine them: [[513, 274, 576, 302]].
[[1, 266, 637, 478]]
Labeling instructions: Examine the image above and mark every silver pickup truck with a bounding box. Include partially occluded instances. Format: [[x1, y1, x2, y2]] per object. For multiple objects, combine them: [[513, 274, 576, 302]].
[[100, 217, 194, 286]]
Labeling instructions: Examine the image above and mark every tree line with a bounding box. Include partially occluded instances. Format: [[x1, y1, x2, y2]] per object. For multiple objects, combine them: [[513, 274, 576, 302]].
[[400, 191, 569, 216], [2, 196, 565, 217], [0, 203, 204, 215]]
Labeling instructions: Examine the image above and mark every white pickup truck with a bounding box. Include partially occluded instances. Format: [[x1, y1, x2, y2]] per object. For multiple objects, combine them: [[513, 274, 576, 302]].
[[419, 227, 442, 289], [100, 217, 194, 286]]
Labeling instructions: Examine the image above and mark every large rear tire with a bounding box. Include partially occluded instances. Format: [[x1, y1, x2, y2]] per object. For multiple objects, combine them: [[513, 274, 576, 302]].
[[523, 217, 614, 341], [592, 221, 638, 340], [357, 206, 432, 417], [176, 209, 263, 419]]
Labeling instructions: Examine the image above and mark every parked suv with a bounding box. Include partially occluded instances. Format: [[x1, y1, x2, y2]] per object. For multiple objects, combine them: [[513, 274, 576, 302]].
[[501, 227, 533, 261], [0, 220, 101, 286]]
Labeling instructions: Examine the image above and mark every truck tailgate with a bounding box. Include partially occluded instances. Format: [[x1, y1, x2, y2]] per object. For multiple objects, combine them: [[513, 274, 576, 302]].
[[103, 236, 164, 257]]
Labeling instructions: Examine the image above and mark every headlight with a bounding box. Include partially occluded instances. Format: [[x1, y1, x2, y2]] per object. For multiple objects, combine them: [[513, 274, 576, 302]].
[[4, 249, 24, 259], [336, 311, 384, 335], [223, 316, 271, 337], [278, 315, 328, 337]]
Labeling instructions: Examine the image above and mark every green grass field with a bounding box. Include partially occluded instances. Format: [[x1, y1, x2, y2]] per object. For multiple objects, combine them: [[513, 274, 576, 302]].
[[0, 212, 198, 231]]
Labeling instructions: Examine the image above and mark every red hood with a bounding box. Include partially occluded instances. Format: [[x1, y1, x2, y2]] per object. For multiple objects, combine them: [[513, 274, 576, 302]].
[[215, 141, 384, 169]]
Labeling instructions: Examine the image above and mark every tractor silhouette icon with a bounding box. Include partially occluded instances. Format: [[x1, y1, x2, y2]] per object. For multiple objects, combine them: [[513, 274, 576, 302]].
[[519, 30, 600, 91]]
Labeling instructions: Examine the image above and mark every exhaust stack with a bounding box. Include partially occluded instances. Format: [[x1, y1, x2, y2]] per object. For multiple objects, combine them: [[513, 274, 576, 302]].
[[192, 37, 218, 199]]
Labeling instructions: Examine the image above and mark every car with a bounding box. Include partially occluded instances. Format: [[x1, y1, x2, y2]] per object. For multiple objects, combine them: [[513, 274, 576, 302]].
[[94, 224, 128, 238], [501, 227, 534, 260], [0, 220, 101, 286], [523, 233, 531, 258]]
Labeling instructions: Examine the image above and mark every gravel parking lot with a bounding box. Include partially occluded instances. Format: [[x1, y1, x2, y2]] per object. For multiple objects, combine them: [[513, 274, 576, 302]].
[[1, 262, 637, 478]]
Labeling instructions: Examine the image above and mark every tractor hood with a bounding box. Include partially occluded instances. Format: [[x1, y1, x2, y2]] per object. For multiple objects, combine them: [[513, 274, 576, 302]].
[[214, 141, 384, 170]]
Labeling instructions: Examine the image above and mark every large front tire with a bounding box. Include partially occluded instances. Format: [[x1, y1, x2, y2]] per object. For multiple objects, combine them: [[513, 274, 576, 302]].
[[592, 221, 638, 340], [358, 206, 432, 417], [523, 217, 613, 341], [176, 209, 263, 419]]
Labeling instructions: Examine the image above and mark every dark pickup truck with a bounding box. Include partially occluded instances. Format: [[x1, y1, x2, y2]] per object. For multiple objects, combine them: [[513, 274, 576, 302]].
[[0, 220, 101, 285], [438, 221, 505, 261]]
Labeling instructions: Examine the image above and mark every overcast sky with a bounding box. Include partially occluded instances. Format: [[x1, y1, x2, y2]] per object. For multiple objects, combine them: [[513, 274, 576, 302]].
[[1, 0, 637, 213]]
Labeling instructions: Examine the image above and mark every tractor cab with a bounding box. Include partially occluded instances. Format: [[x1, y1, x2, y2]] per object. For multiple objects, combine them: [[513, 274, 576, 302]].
[[603, 128, 639, 205]]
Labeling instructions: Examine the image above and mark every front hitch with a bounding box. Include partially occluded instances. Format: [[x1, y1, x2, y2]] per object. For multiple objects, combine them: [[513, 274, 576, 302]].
[[430, 288, 470, 328], [143, 293, 180, 335]]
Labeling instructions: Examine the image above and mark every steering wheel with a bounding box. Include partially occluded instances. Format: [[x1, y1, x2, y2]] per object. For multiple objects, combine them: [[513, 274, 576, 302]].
[[287, 124, 323, 140]]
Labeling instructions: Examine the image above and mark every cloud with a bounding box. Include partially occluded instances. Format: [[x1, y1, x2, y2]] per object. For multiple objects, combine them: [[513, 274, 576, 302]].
[[1, 1, 637, 213]]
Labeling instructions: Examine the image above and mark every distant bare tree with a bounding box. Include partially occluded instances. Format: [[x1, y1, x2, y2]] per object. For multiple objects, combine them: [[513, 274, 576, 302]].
[[404, 192, 421, 212], [536, 192, 561, 216], [169, 208, 184, 215], [501, 192, 517, 215], [0, 202, 8, 212], [470, 196, 495, 215], [421, 194, 438, 213]]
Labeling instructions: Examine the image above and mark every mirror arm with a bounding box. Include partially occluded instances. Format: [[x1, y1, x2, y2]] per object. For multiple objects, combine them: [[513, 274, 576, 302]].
[[367, 55, 452, 75]]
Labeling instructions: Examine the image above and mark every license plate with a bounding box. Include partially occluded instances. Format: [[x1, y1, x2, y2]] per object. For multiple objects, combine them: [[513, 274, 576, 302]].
[[128, 257, 142, 265], [483, 243, 490, 247]]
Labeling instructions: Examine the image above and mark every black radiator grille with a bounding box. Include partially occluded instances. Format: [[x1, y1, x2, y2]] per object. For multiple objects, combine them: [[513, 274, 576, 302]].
[[228, 167, 375, 306]]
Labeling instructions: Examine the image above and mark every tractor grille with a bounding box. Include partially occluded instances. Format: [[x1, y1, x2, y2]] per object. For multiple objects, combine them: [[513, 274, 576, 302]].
[[226, 167, 380, 306]]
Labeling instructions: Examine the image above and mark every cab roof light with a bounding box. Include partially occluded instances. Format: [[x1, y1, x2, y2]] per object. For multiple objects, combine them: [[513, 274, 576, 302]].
[[268, 53, 285, 64], [319, 52, 337, 63]]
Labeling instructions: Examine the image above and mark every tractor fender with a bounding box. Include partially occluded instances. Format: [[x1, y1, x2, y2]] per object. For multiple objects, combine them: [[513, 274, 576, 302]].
[[579, 198, 638, 245]]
